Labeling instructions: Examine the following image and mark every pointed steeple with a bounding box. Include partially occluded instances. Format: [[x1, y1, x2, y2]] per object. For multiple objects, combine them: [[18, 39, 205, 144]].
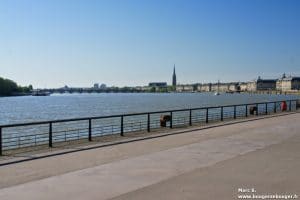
[[173, 64, 176, 75], [172, 64, 177, 86]]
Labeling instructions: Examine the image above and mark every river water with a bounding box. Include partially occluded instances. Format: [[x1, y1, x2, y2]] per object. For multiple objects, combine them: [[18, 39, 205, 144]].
[[0, 93, 296, 126]]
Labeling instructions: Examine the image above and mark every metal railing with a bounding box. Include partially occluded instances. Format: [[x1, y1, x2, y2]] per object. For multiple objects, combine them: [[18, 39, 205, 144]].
[[0, 99, 299, 155]]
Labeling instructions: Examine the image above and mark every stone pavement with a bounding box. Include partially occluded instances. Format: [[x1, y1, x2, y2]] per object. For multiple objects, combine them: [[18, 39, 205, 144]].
[[0, 113, 299, 200]]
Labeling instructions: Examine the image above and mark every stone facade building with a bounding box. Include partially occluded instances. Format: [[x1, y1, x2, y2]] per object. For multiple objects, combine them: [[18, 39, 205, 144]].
[[197, 83, 212, 92], [194, 82, 239, 92], [276, 74, 300, 91], [174, 75, 300, 93], [211, 83, 228, 92], [176, 85, 194, 92], [239, 82, 248, 91], [227, 82, 239, 92], [247, 77, 276, 91]]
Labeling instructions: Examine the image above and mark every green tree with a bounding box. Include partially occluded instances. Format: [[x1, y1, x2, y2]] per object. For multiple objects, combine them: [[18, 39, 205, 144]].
[[0, 77, 18, 96], [0, 76, 33, 96]]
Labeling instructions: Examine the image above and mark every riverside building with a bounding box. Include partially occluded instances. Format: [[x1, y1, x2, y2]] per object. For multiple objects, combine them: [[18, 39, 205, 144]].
[[176, 84, 194, 92], [247, 76, 277, 91], [148, 82, 167, 87], [276, 74, 300, 91]]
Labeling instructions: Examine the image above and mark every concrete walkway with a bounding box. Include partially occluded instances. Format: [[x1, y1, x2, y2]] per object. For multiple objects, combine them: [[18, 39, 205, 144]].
[[0, 113, 299, 200]]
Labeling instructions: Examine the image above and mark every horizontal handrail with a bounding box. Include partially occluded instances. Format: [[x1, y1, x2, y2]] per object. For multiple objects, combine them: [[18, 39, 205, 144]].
[[0, 99, 298, 128], [0, 98, 299, 155]]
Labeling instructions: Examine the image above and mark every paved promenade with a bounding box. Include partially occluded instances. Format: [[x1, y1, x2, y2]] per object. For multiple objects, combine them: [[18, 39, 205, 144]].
[[0, 113, 299, 200]]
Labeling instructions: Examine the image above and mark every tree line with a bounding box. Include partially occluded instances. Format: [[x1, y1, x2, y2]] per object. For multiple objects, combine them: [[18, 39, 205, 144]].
[[0, 76, 33, 96]]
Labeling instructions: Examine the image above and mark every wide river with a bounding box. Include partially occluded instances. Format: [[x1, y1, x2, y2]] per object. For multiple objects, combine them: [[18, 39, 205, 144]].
[[0, 93, 297, 125]]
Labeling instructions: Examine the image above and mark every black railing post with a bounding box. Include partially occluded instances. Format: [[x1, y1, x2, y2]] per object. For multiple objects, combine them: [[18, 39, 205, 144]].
[[0, 127, 2, 156], [1, 99, 297, 153], [88, 119, 92, 141], [49, 122, 53, 148], [147, 113, 150, 132], [120, 116, 124, 136], [189, 109, 192, 126], [221, 107, 223, 121], [206, 108, 209, 123], [170, 111, 173, 128], [234, 106, 236, 119]]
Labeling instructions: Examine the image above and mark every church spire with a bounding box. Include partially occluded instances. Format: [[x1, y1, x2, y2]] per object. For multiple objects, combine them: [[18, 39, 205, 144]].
[[172, 64, 177, 86], [173, 64, 176, 74]]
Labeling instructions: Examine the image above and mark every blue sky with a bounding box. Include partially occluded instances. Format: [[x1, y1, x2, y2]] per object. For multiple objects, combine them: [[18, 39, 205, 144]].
[[0, 0, 299, 88]]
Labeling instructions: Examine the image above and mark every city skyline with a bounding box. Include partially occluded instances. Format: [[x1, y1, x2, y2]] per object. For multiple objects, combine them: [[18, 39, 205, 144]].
[[42, 71, 298, 89], [0, 0, 300, 88]]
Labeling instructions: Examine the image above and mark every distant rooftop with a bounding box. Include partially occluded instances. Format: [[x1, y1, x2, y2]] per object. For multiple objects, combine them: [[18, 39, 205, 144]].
[[279, 77, 300, 81], [148, 82, 167, 87]]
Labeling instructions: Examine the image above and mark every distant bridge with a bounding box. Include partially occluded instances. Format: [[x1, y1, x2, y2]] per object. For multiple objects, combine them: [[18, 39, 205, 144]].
[[35, 87, 142, 94]]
